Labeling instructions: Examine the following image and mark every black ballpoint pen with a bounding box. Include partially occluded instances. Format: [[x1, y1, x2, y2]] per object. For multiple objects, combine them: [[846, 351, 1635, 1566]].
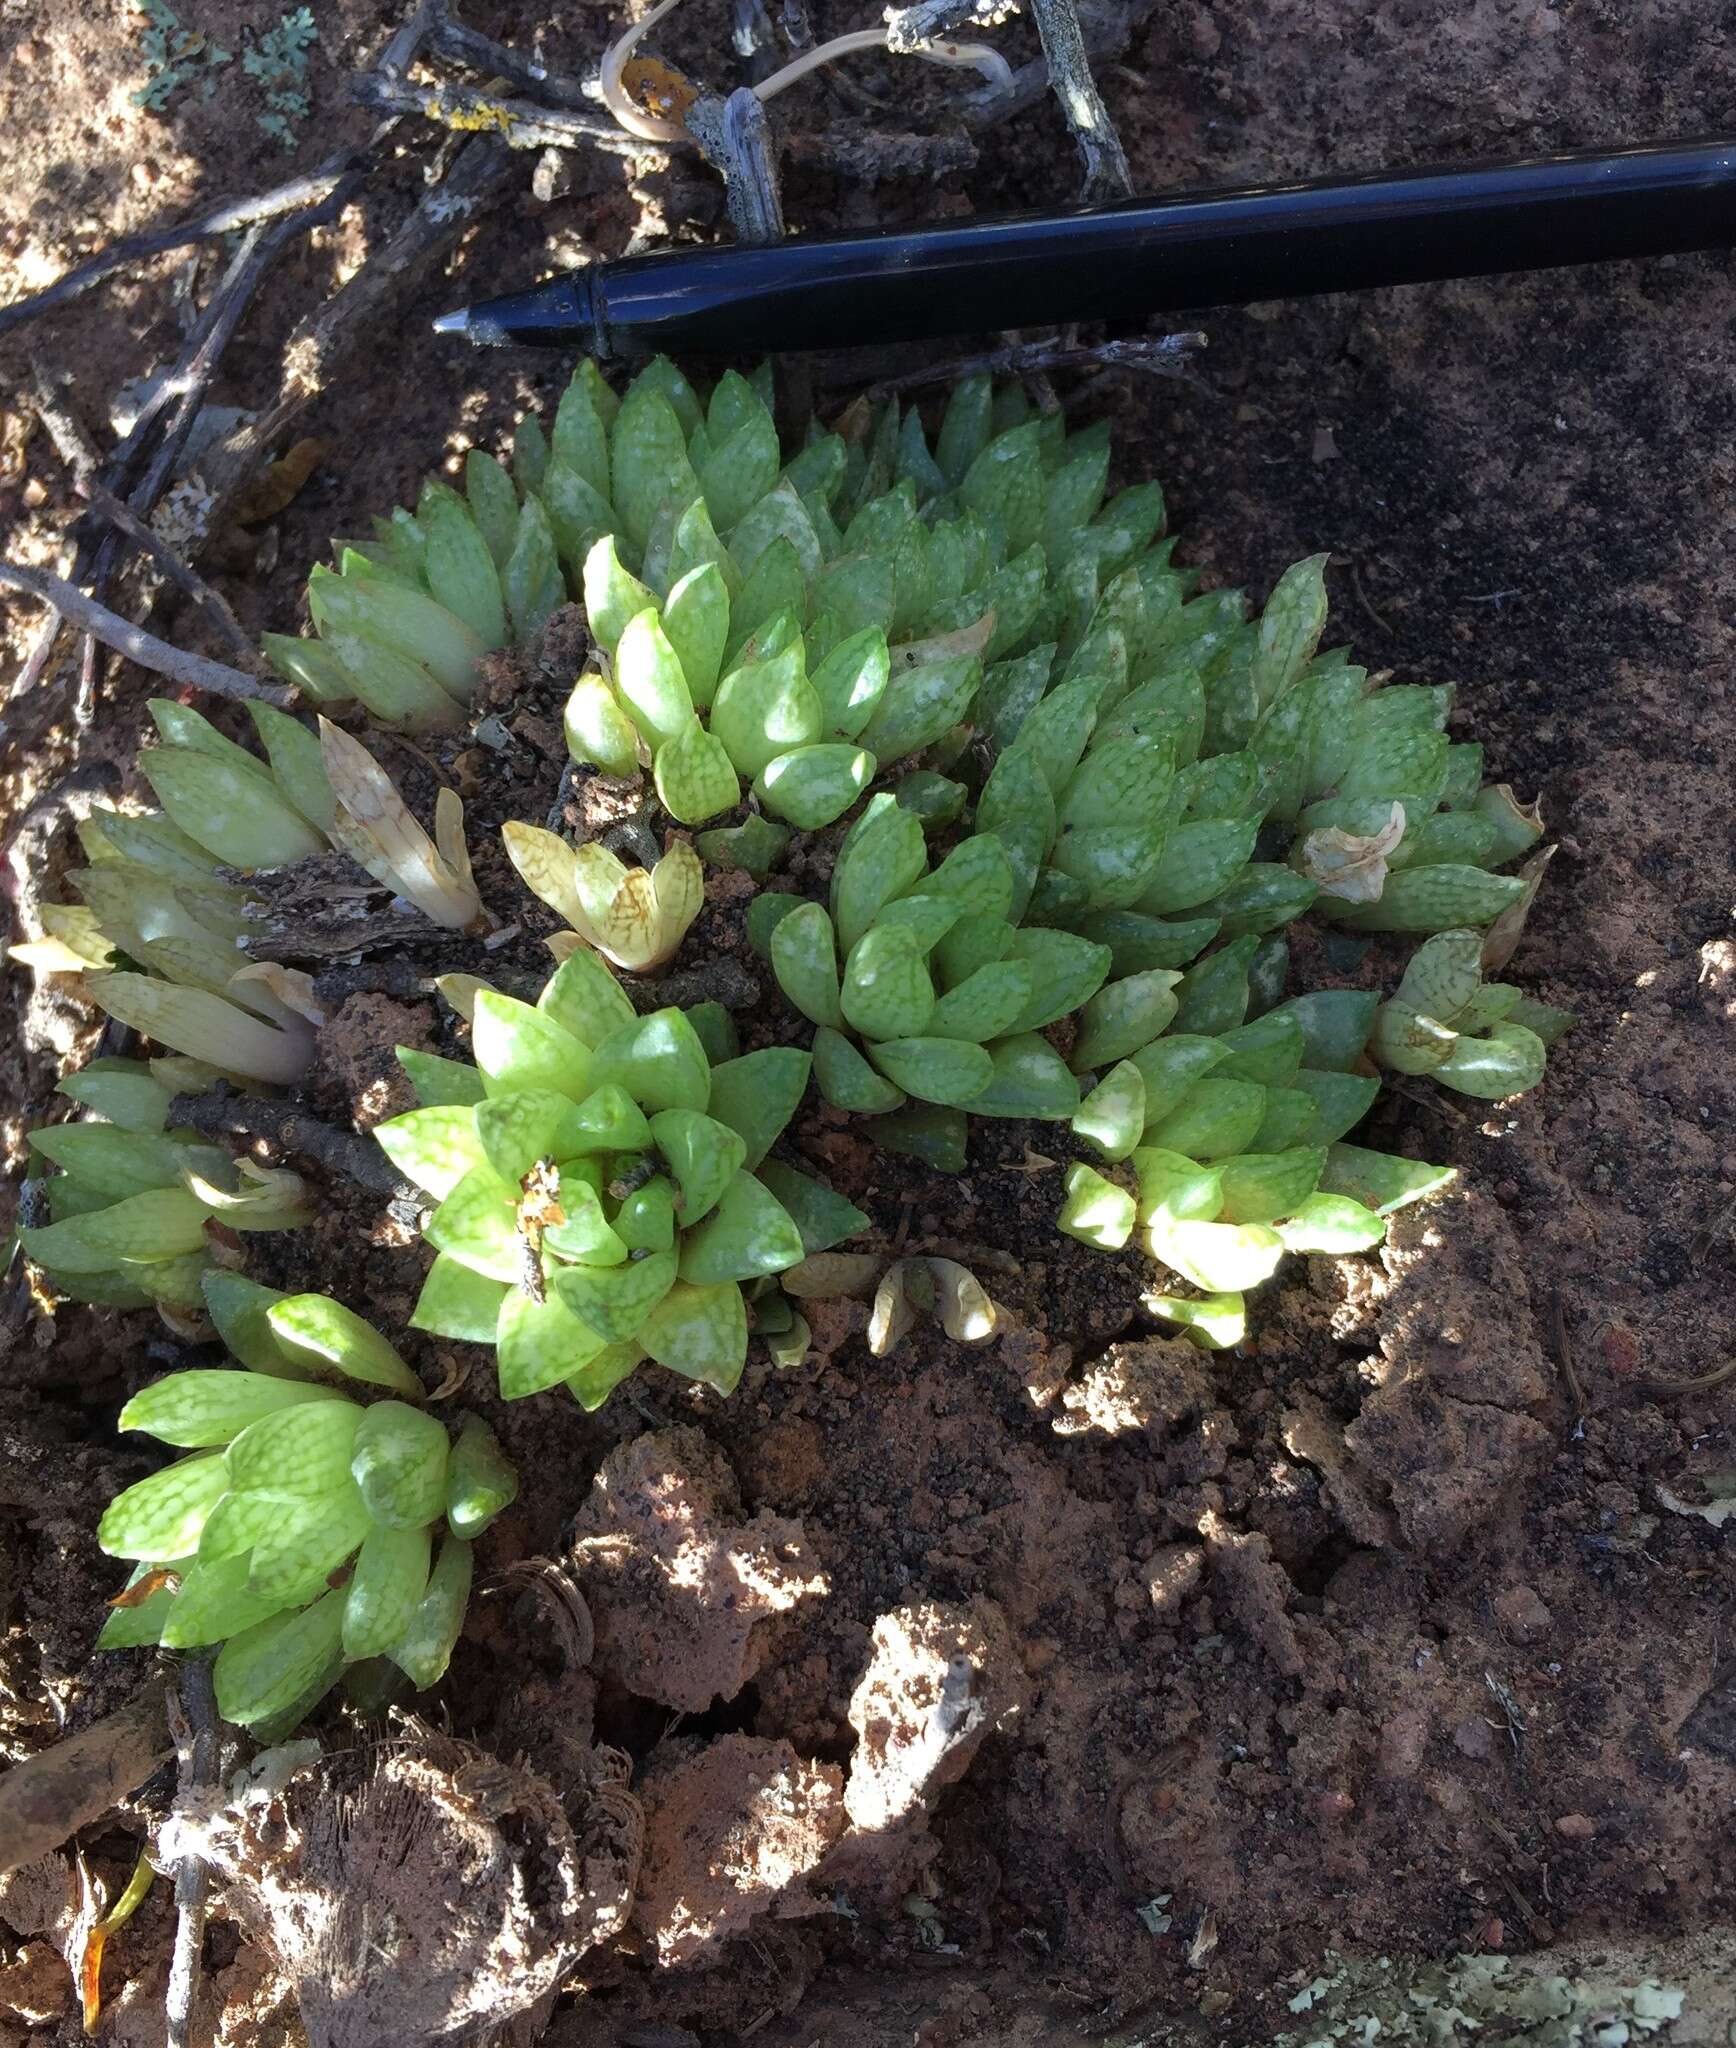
[[433, 134, 1736, 358]]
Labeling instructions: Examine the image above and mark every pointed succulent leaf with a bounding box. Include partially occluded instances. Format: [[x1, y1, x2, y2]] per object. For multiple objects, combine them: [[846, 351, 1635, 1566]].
[[866, 1035, 993, 1107], [1329, 864, 1525, 933], [445, 1416, 518, 1538], [583, 537, 658, 663], [500, 496, 565, 641], [424, 1166, 521, 1282], [563, 674, 642, 777], [754, 743, 876, 829], [654, 716, 741, 825], [1132, 1147, 1224, 1225], [651, 1108, 750, 1225], [1134, 819, 1259, 916], [1289, 1069, 1380, 1146], [373, 1104, 487, 1201], [1275, 1193, 1387, 1253], [1004, 929, 1112, 1033], [694, 812, 789, 880], [591, 1007, 711, 1114], [156, 1552, 292, 1651], [1215, 1146, 1328, 1225], [975, 748, 1054, 920], [1169, 934, 1260, 1036], [244, 703, 337, 832], [343, 1523, 433, 1661], [541, 1169, 627, 1265], [1432, 1020, 1547, 1099], [842, 925, 936, 1041], [308, 567, 486, 701], [387, 1532, 474, 1689], [966, 1033, 1080, 1119], [472, 993, 593, 1101], [1370, 999, 1458, 1075], [812, 627, 891, 740], [422, 493, 507, 648], [1059, 1163, 1136, 1250], [753, 1160, 868, 1256], [200, 1271, 295, 1374], [556, 1248, 679, 1342], [1393, 928, 1486, 1021], [1251, 554, 1330, 711], [935, 912, 1014, 990], [119, 1372, 341, 1449], [1071, 969, 1183, 1071], [611, 607, 693, 753], [1144, 1076, 1268, 1160], [771, 901, 843, 1028], [1214, 1012, 1306, 1087], [1197, 864, 1318, 938], [1146, 1215, 1286, 1295], [465, 450, 520, 566], [536, 948, 636, 1050], [1076, 911, 1222, 976], [928, 960, 1033, 1042], [857, 655, 979, 764], [56, 1056, 175, 1133], [1072, 1059, 1146, 1162], [23, 1187, 210, 1274], [657, 562, 728, 710], [1318, 1143, 1455, 1214], [411, 1255, 509, 1342], [706, 1048, 812, 1169], [615, 1176, 677, 1253], [710, 644, 822, 780], [214, 1590, 346, 1728], [1144, 1291, 1246, 1350], [831, 794, 928, 952], [99, 1452, 230, 1561], [1387, 811, 1501, 870], [226, 1398, 364, 1495], [612, 387, 699, 554], [813, 1025, 906, 1112], [140, 747, 327, 870], [496, 1290, 610, 1399], [639, 1280, 749, 1393]]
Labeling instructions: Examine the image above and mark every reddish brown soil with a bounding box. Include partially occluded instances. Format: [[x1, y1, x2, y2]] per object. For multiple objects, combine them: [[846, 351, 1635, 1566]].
[[2, 0, 1734, 2043]]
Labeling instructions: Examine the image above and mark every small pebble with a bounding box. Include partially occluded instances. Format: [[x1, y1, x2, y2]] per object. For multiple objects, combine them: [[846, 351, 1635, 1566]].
[[1554, 1813, 1596, 1840], [1493, 1584, 1553, 1640]]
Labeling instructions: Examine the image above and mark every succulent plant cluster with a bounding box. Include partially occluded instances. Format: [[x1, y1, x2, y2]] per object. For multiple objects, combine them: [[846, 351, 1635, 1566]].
[[374, 946, 866, 1404], [98, 1277, 516, 1727], [10, 360, 1572, 1726], [11, 699, 482, 1084], [20, 1057, 310, 1311]]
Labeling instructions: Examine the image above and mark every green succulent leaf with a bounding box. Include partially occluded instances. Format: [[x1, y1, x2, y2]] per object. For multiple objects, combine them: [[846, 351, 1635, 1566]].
[[1215, 1147, 1327, 1225], [1072, 1060, 1147, 1162], [1004, 929, 1112, 1034], [374, 1105, 487, 1201], [755, 744, 876, 829], [771, 901, 843, 1028], [650, 1108, 749, 1224], [1275, 1193, 1388, 1253], [867, 1035, 993, 1108], [638, 1279, 749, 1393], [966, 1034, 1080, 1120], [496, 1289, 610, 1399], [99, 1451, 230, 1562], [445, 1416, 519, 1538], [842, 925, 936, 1042], [655, 716, 742, 825], [556, 1247, 679, 1341], [1144, 1076, 1268, 1160], [411, 1255, 509, 1342], [397, 1047, 488, 1109], [1318, 1142, 1455, 1214], [1070, 969, 1182, 1071], [214, 1590, 347, 1729], [350, 1402, 449, 1528], [813, 1025, 906, 1113], [753, 1160, 869, 1255], [591, 1007, 711, 1114], [1059, 1163, 1136, 1250], [832, 794, 928, 952], [266, 1295, 423, 1395], [343, 1522, 433, 1661], [388, 1532, 474, 1688], [871, 1103, 968, 1170], [119, 1372, 342, 1449], [706, 1048, 812, 1169], [677, 1174, 804, 1286]]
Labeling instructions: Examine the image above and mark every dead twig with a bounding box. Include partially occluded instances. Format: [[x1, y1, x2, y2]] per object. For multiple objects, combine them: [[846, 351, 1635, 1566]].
[[22, 363, 100, 485], [198, 139, 522, 530], [425, 1, 594, 109], [0, 561, 287, 703], [0, 152, 364, 341], [164, 1658, 221, 2048], [1549, 1284, 1589, 1425], [884, 0, 1021, 52], [0, 1679, 172, 1877], [1025, 0, 1131, 199], [1346, 557, 1394, 637], [350, 74, 648, 154], [687, 89, 787, 245], [1637, 1356, 1736, 1398], [167, 1089, 419, 1202], [76, 482, 262, 667], [964, 0, 1157, 129]]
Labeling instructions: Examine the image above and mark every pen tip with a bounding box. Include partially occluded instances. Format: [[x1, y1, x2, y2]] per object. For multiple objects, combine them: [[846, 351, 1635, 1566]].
[[431, 307, 470, 337]]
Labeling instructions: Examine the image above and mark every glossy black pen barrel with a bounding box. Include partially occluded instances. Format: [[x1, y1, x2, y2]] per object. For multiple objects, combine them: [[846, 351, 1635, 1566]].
[[446, 136, 1736, 356]]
